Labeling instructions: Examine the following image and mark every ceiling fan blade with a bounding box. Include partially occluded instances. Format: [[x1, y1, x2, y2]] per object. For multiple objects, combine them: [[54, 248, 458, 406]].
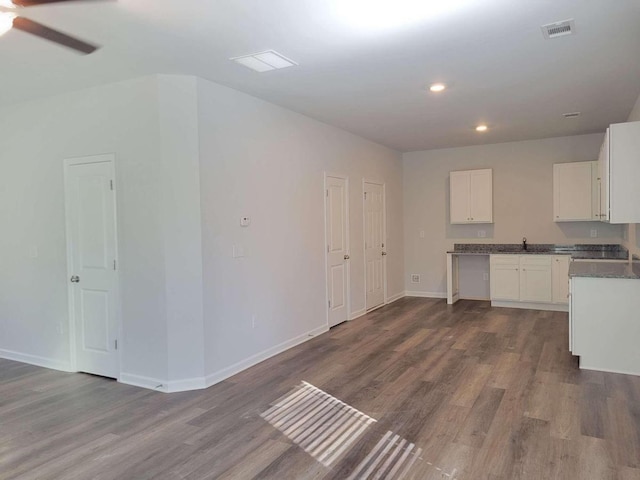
[[12, 0, 109, 6], [12, 16, 98, 54]]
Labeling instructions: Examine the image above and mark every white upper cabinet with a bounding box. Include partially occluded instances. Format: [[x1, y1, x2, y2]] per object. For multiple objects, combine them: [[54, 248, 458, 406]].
[[597, 121, 640, 224], [553, 161, 598, 221], [450, 169, 493, 224]]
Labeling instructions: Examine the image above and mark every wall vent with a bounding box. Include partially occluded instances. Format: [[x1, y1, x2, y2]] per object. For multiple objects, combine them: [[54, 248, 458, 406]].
[[562, 112, 581, 118], [410, 274, 421, 284], [541, 19, 575, 39]]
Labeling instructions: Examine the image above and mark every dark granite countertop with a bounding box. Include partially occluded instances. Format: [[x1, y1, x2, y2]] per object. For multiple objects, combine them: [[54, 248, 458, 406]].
[[447, 243, 629, 261], [569, 261, 640, 279]]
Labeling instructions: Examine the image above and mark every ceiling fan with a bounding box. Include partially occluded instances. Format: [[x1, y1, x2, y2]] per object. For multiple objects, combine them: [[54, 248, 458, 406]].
[[0, 0, 106, 54]]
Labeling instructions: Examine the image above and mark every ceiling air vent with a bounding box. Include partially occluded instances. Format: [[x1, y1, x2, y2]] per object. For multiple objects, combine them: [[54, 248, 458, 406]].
[[230, 50, 298, 73], [563, 112, 581, 118], [541, 19, 575, 39]]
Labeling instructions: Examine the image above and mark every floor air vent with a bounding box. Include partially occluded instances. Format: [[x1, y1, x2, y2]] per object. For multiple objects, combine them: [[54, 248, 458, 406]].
[[541, 19, 575, 39]]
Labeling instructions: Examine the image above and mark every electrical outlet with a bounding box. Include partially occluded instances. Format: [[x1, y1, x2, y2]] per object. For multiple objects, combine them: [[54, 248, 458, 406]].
[[55, 323, 63, 335], [411, 274, 420, 284], [251, 314, 256, 328], [483, 273, 489, 281], [477, 230, 486, 238], [590, 229, 598, 238], [419, 230, 425, 238]]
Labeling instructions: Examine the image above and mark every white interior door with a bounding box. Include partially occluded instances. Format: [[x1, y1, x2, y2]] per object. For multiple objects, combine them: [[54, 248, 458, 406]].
[[364, 181, 385, 310], [65, 154, 119, 379], [325, 175, 350, 327]]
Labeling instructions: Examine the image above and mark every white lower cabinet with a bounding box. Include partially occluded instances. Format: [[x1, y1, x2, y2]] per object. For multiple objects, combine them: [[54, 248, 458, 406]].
[[552, 256, 570, 304], [519, 256, 552, 302], [490, 254, 569, 309], [489, 256, 520, 301], [569, 276, 640, 375]]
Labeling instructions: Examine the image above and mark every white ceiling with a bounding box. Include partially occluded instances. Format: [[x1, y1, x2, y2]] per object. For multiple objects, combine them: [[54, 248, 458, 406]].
[[1, 0, 640, 152]]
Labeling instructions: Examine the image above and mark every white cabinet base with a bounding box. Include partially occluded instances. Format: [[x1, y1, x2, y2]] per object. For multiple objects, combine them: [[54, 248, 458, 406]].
[[491, 300, 568, 312], [571, 276, 640, 376]]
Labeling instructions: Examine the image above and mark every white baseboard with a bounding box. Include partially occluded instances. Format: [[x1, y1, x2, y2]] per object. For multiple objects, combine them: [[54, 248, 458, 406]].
[[460, 295, 491, 301], [204, 324, 329, 388], [579, 364, 640, 377], [119, 372, 170, 392], [349, 308, 367, 320], [491, 300, 569, 312], [385, 291, 406, 304], [0, 348, 73, 373], [405, 290, 447, 299]]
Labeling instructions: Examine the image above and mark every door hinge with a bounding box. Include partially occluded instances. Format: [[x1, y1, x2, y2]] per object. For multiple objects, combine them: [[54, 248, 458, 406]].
[[115, 339, 118, 350], [110, 180, 114, 191], [113, 259, 116, 270], [326, 189, 329, 197], [364, 192, 367, 199], [327, 245, 329, 253], [328, 299, 331, 308]]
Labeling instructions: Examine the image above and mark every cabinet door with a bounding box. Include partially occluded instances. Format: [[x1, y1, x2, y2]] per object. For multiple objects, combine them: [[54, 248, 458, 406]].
[[490, 256, 520, 301], [450, 171, 470, 223], [552, 256, 570, 304], [553, 162, 593, 221], [520, 262, 553, 303], [598, 129, 610, 222], [469, 169, 493, 223]]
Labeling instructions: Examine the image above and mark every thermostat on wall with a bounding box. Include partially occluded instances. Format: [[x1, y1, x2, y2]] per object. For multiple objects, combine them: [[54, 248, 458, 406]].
[[240, 216, 251, 227]]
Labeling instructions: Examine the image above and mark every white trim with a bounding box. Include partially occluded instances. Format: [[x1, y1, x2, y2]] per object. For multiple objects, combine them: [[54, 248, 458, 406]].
[[363, 179, 387, 311], [205, 324, 329, 388], [119, 373, 170, 393], [405, 290, 447, 299], [324, 173, 351, 328], [166, 377, 207, 393], [349, 308, 367, 320], [460, 295, 491, 301], [578, 364, 640, 377], [0, 349, 73, 372], [385, 291, 405, 304], [63, 153, 122, 378], [491, 300, 569, 312]]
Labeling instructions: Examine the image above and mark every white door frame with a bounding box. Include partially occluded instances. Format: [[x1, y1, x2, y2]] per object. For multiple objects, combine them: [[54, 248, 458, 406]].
[[324, 172, 351, 327], [363, 179, 387, 311], [63, 153, 122, 378]]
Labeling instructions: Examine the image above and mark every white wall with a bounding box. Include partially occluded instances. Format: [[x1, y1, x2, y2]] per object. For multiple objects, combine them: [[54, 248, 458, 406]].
[[0, 73, 403, 391], [0, 77, 170, 379], [403, 134, 624, 298], [196, 78, 404, 379]]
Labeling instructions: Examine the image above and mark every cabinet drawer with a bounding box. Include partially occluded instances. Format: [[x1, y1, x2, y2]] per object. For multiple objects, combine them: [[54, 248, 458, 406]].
[[520, 255, 552, 266], [490, 255, 520, 265]]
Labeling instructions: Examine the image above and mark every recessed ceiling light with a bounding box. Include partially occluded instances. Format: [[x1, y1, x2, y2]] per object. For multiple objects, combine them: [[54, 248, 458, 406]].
[[476, 125, 488, 132], [429, 83, 446, 92], [230, 50, 298, 73]]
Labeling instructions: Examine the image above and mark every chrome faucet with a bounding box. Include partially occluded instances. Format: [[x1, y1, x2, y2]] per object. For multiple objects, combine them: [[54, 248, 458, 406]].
[[522, 237, 527, 251]]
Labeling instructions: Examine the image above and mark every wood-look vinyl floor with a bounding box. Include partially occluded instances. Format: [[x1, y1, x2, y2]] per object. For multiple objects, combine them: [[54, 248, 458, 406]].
[[1, 298, 640, 479]]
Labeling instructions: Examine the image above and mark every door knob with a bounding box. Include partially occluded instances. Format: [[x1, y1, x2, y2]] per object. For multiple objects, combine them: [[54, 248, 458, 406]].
[[381, 252, 387, 256], [70, 275, 80, 283], [344, 254, 350, 260]]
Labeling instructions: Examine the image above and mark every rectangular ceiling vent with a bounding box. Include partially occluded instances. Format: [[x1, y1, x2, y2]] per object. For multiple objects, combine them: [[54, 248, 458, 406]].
[[563, 112, 581, 118], [230, 50, 298, 73], [541, 19, 575, 39]]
